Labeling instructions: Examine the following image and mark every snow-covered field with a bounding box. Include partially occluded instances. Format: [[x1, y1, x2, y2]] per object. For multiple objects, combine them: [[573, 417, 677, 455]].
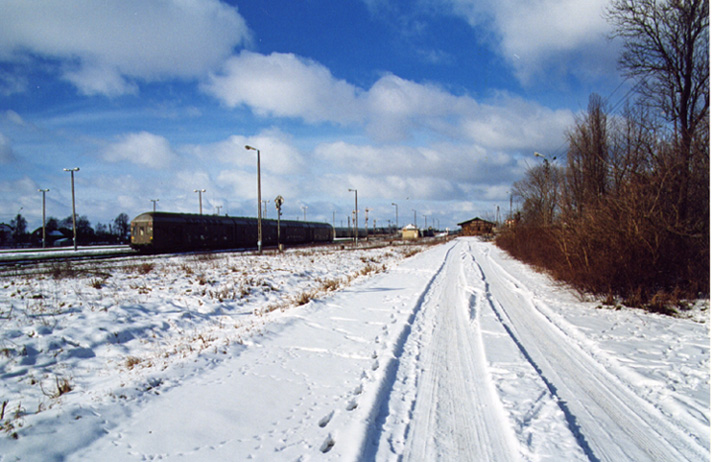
[[0, 238, 708, 461]]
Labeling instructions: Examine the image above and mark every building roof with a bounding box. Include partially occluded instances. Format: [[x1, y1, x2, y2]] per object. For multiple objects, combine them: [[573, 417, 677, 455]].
[[457, 217, 495, 226]]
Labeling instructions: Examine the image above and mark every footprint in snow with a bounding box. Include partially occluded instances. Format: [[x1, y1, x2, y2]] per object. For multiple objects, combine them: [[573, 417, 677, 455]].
[[346, 399, 358, 411], [320, 434, 335, 453], [318, 410, 334, 428]]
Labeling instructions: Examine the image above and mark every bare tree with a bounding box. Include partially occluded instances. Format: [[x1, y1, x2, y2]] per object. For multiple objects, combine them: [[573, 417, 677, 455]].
[[10, 213, 27, 243], [513, 161, 562, 225], [607, 0, 709, 225], [113, 213, 130, 240], [565, 94, 610, 217]]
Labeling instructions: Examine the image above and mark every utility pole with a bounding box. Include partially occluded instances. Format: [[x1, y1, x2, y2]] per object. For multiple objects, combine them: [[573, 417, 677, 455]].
[[391, 202, 398, 231], [349, 188, 358, 244], [38, 188, 49, 248], [63, 167, 79, 251]]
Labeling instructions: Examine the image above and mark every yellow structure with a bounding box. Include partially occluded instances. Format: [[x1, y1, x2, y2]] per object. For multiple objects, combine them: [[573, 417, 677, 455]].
[[401, 224, 420, 240]]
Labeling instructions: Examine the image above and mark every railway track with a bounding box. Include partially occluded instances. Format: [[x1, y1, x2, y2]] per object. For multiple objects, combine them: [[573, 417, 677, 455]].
[[0, 237, 442, 279]]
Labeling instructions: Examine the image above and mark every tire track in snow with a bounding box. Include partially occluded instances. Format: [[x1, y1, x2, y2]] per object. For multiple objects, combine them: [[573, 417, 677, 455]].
[[401, 240, 519, 461], [360, 240, 519, 461], [472, 241, 708, 462], [355, 243, 452, 460]]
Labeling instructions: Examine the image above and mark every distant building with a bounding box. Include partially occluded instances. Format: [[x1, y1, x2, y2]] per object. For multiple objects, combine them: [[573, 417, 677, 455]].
[[401, 224, 420, 240], [31, 227, 66, 247], [457, 217, 495, 236]]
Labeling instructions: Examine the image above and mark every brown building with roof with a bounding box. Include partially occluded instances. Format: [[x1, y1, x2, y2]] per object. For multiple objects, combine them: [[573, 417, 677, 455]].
[[458, 217, 495, 236]]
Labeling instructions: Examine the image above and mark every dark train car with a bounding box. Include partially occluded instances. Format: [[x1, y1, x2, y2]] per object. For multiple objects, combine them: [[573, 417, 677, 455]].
[[334, 227, 367, 239], [131, 212, 332, 252]]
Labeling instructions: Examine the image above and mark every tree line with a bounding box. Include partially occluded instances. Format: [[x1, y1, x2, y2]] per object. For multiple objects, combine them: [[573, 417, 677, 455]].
[[496, 0, 709, 310], [1, 212, 131, 247]]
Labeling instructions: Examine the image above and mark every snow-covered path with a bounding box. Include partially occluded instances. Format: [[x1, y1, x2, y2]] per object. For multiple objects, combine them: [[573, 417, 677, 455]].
[[365, 241, 520, 461], [1, 238, 708, 461], [474, 242, 708, 461], [347, 238, 708, 461]]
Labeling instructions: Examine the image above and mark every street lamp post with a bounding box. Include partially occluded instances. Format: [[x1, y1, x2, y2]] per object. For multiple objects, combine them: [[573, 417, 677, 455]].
[[301, 205, 307, 221], [63, 167, 79, 251], [245, 145, 262, 254], [38, 188, 49, 248], [391, 202, 398, 231], [193, 189, 206, 215], [150, 199, 159, 213], [348, 188, 358, 244]]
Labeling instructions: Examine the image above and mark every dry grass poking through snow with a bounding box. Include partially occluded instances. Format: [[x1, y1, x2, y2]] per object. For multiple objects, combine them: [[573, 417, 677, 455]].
[[0, 242, 429, 435]]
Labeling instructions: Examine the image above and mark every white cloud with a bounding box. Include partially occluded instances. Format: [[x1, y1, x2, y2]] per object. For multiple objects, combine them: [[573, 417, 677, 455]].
[[0, 69, 27, 96], [314, 139, 524, 204], [184, 129, 306, 175], [203, 51, 573, 149], [364, 74, 473, 142], [203, 51, 364, 124], [4, 110, 28, 127], [459, 96, 574, 151], [0, 133, 16, 164], [102, 132, 177, 168], [0, 0, 251, 96], [423, 0, 617, 83], [63, 61, 139, 97]]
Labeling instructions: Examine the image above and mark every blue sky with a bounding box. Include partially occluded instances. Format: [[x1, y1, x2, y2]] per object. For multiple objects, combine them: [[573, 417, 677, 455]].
[[0, 0, 623, 232]]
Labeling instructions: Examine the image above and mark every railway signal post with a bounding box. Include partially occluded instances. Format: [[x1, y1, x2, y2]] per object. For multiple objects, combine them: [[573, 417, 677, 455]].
[[275, 195, 284, 251]]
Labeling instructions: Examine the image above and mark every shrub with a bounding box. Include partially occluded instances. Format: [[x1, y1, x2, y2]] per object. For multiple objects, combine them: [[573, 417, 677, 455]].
[[137, 262, 154, 275]]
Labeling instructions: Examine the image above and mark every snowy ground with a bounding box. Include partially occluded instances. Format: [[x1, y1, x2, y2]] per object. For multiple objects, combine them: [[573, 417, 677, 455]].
[[0, 238, 708, 461]]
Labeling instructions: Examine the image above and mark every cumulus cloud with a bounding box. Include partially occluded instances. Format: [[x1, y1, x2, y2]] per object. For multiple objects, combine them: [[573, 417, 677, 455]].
[[459, 96, 574, 151], [364, 74, 474, 142], [203, 51, 573, 148], [0, 0, 251, 96], [203, 51, 364, 124], [418, 0, 617, 83], [184, 129, 306, 175], [315, 140, 517, 184], [102, 132, 177, 168]]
